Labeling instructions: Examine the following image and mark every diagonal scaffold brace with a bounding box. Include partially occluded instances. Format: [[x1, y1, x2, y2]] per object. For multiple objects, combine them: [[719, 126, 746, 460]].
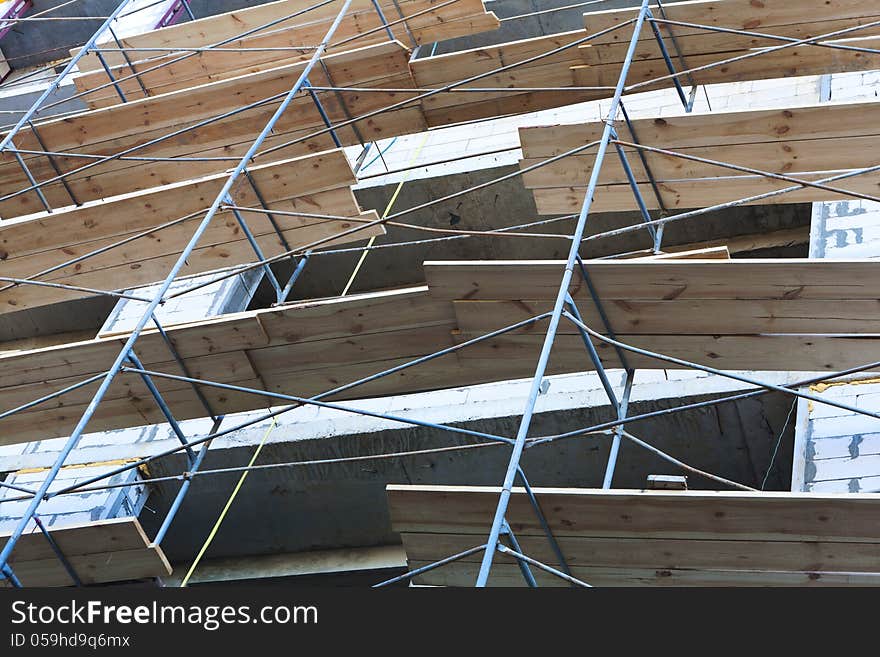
[[473, 0, 654, 588], [0, 0, 357, 580]]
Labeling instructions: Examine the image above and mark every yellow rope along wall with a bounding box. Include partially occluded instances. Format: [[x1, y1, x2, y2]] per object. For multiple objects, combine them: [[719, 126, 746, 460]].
[[180, 417, 278, 587], [341, 132, 432, 296]]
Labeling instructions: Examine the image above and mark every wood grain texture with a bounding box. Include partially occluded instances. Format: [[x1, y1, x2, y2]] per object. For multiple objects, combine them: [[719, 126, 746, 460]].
[[1, 259, 878, 444], [389, 484, 880, 586], [0, 518, 170, 587], [424, 259, 880, 300], [1, 42, 422, 219], [0, 150, 383, 313], [74, 0, 499, 107]]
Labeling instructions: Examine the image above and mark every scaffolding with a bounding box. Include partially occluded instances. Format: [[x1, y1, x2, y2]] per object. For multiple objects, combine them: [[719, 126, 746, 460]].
[[0, 0, 880, 587]]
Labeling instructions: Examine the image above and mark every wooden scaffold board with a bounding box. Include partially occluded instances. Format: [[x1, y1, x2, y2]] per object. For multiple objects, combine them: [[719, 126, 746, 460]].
[[0, 258, 878, 446], [519, 99, 880, 214], [0, 517, 170, 587], [387, 485, 880, 586], [73, 0, 500, 108], [0, 149, 382, 313], [0, 41, 423, 219], [410, 0, 880, 126]]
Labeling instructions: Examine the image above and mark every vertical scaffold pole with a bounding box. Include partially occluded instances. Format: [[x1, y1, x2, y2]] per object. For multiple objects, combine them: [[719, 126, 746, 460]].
[[474, 0, 652, 587], [0, 0, 356, 577]]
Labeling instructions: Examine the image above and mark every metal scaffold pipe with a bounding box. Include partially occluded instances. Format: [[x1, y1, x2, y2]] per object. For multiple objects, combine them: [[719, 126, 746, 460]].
[[0, 0, 136, 153], [0, 0, 356, 577], [473, 0, 654, 588]]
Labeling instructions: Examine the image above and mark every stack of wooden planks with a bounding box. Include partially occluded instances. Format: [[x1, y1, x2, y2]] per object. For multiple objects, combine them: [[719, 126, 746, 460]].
[[387, 485, 880, 586], [410, 29, 593, 126], [0, 258, 878, 446], [0, 41, 421, 219], [73, 0, 500, 108], [0, 149, 383, 313], [576, 0, 880, 91], [426, 258, 880, 372], [0, 518, 170, 587], [8, 1, 880, 220], [519, 99, 880, 214], [410, 0, 880, 126]]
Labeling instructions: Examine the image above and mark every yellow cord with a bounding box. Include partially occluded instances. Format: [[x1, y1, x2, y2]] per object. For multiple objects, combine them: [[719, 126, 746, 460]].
[[341, 133, 431, 296], [180, 417, 277, 587]]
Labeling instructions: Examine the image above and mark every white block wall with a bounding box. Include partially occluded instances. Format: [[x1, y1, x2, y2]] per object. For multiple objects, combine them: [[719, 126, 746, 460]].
[[0, 464, 146, 532], [792, 71, 880, 493]]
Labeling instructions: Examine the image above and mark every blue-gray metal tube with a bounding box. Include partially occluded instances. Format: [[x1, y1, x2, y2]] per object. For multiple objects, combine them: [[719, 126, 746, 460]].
[[564, 293, 618, 407], [602, 368, 635, 488], [126, 352, 196, 462], [0, 0, 355, 577], [474, 0, 652, 588], [496, 544, 592, 588], [501, 521, 538, 587], [279, 251, 311, 303], [373, 544, 488, 588], [151, 425, 217, 547], [2, 564, 22, 588], [0, 0, 135, 153], [33, 516, 82, 587]]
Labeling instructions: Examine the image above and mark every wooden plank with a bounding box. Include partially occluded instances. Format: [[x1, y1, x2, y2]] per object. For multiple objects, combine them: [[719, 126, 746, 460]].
[[0, 42, 422, 219], [387, 485, 880, 541], [0, 149, 353, 259], [409, 2, 880, 127], [0, 149, 384, 312], [76, 3, 498, 107], [0, 287, 447, 443], [664, 226, 810, 255], [520, 135, 880, 188], [636, 245, 730, 259], [519, 101, 880, 156], [424, 259, 880, 301], [582, 0, 880, 45], [451, 333, 880, 372], [3, 547, 172, 587], [519, 100, 880, 212], [572, 37, 880, 90], [249, 323, 457, 375], [405, 560, 880, 586], [256, 285, 455, 345], [0, 315, 269, 389], [77, 0, 495, 71], [1, 518, 170, 587], [401, 531, 880, 573], [2, 257, 878, 444], [582, 16, 880, 66], [0, 101, 419, 220], [390, 483, 880, 585], [0, 377, 268, 446], [0, 207, 380, 307], [530, 171, 880, 213], [255, 354, 512, 402], [451, 297, 880, 334], [411, 30, 598, 126], [0, 351, 256, 414]]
